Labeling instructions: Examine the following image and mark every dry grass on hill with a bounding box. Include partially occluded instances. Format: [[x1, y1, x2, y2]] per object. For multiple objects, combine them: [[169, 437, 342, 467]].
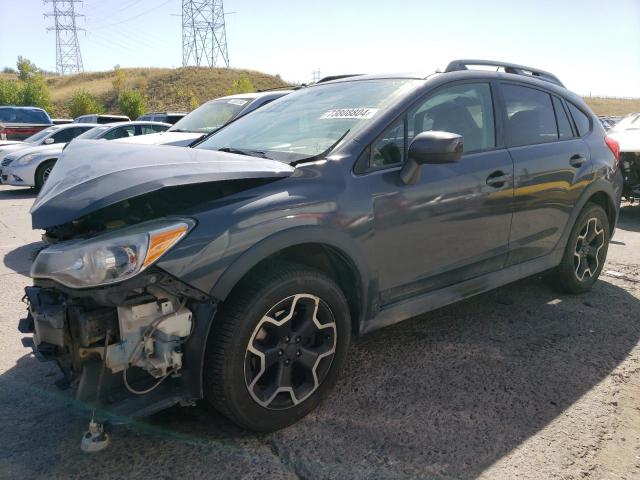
[[2, 67, 638, 118]]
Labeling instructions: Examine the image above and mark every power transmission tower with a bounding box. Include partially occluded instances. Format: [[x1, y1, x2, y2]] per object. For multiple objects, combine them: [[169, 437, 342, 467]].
[[182, 0, 229, 68], [44, 0, 84, 74]]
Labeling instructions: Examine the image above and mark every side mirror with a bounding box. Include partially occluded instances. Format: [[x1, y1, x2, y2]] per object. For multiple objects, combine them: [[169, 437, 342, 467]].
[[44, 137, 55, 144], [400, 131, 463, 185]]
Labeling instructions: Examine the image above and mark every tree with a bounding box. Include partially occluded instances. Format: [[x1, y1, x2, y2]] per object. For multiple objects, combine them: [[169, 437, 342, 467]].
[[226, 74, 254, 95], [19, 75, 52, 112], [16, 56, 39, 81], [112, 66, 127, 98], [67, 89, 104, 118], [0, 79, 21, 105], [118, 89, 146, 119]]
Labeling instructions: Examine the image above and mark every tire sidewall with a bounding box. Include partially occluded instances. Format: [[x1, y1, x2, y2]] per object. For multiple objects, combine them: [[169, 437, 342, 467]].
[[35, 160, 55, 191], [558, 203, 610, 293], [215, 271, 351, 431]]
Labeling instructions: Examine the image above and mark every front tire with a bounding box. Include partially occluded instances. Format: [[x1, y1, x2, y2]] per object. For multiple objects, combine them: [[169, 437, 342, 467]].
[[204, 262, 351, 432], [551, 202, 610, 293], [34, 160, 55, 191]]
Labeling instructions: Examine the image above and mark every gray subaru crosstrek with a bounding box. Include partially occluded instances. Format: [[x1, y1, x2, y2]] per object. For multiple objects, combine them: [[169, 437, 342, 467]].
[[20, 60, 623, 432]]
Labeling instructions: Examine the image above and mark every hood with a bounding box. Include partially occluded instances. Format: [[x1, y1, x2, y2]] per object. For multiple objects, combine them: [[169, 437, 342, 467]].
[[609, 130, 640, 153], [30, 140, 294, 229], [4, 143, 63, 161], [113, 130, 205, 147], [0, 143, 35, 160]]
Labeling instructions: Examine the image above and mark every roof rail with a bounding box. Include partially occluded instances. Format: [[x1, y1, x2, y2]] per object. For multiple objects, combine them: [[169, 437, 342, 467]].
[[316, 74, 364, 83], [445, 59, 564, 87]]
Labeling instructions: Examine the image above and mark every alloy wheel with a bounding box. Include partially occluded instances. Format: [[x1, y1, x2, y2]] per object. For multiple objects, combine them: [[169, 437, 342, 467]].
[[573, 217, 605, 282], [244, 293, 337, 410], [42, 166, 52, 184]]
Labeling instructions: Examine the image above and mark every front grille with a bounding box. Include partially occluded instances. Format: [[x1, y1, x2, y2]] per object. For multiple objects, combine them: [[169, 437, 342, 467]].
[[1, 158, 12, 166]]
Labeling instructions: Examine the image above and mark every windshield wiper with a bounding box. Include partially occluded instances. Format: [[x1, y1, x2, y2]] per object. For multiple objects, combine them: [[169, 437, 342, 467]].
[[217, 147, 270, 159], [291, 129, 351, 166]]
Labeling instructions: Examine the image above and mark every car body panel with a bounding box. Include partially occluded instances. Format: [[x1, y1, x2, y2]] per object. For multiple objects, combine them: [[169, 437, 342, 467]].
[[30, 140, 295, 228], [114, 130, 205, 147]]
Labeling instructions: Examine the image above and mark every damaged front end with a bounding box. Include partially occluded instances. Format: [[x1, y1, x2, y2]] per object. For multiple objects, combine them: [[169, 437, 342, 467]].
[[18, 140, 294, 417], [20, 261, 217, 417], [621, 151, 640, 201]]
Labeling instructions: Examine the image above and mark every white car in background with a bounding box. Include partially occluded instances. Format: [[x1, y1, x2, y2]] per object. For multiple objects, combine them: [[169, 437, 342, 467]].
[[1, 121, 170, 190], [608, 113, 640, 202], [117, 91, 293, 147], [0, 123, 97, 164]]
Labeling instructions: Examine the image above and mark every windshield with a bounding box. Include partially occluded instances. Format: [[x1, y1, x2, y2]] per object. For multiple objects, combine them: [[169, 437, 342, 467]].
[[75, 125, 111, 139], [609, 113, 640, 133], [169, 98, 250, 133], [197, 79, 420, 162], [24, 127, 58, 144]]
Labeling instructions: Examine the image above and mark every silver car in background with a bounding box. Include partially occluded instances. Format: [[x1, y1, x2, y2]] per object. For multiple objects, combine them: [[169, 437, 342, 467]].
[[1, 121, 170, 190], [0, 123, 97, 164]]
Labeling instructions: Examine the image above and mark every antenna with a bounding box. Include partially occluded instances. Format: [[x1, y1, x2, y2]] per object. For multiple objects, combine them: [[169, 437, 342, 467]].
[[44, 0, 84, 74], [312, 69, 321, 83], [182, 0, 229, 68]]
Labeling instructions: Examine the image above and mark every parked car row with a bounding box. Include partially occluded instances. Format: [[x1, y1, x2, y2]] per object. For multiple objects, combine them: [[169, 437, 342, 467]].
[[1, 121, 169, 189], [14, 61, 624, 437]]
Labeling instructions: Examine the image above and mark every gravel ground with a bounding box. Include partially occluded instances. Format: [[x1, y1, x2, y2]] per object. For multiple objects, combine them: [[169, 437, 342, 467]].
[[0, 185, 638, 480]]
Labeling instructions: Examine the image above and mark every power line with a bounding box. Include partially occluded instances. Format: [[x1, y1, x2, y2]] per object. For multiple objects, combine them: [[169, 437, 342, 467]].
[[44, 0, 85, 74], [182, 0, 229, 68]]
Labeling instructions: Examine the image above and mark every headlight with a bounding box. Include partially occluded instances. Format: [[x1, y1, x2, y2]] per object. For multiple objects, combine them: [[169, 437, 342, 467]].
[[15, 153, 39, 166], [31, 219, 194, 288]]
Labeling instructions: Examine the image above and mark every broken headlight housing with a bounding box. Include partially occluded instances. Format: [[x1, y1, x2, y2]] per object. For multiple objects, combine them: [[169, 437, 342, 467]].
[[31, 219, 194, 288]]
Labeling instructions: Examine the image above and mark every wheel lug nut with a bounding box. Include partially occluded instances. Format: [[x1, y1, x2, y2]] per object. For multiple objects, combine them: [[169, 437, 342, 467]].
[[285, 336, 290, 343], [284, 359, 290, 365], [295, 337, 301, 343], [296, 350, 301, 357], [278, 349, 283, 356]]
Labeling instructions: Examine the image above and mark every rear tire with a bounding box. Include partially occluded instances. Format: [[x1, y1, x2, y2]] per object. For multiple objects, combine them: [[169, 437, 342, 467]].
[[551, 202, 610, 293], [34, 160, 55, 191], [203, 262, 351, 432]]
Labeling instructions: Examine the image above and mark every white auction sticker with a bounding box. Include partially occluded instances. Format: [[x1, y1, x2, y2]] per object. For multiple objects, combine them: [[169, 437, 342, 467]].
[[228, 99, 248, 106], [320, 108, 379, 120]]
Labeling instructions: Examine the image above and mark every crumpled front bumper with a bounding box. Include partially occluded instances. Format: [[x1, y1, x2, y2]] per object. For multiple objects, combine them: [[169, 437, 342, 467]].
[[18, 273, 217, 418]]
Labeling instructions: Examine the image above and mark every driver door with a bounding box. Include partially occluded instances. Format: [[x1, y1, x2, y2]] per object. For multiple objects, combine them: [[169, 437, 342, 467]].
[[362, 82, 514, 305]]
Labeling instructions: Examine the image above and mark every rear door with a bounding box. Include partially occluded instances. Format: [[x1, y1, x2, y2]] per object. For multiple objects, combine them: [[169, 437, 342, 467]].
[[362, 81, 515, 304], [501, 83, 592, 265]]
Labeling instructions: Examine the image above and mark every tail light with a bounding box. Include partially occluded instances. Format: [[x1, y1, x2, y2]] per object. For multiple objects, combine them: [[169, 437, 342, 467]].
[[605, 136, 620, 166]]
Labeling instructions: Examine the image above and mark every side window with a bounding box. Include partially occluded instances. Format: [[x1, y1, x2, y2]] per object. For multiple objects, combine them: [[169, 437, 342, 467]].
[[408, 83, 495, 153], [567, 102, 591, 137], [503, 84, 558, 147], [552, 97, 574, 139], [51, 128, 76, 143], [371, 118, 405, 168], [103, 126, 135, 140], [151, 124, 168, 132]]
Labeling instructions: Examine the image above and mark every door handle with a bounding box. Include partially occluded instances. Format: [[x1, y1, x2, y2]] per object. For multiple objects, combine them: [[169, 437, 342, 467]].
[[570, 154, 586, 168], [486, 171, 512, 188]]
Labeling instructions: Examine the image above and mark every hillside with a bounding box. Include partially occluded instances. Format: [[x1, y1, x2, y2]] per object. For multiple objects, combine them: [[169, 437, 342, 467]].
[[2, 67, 289, 117], [1, 67, 638, 118]]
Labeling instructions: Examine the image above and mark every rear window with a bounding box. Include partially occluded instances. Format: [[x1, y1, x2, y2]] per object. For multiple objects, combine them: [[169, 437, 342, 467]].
[[0, 107, 50, 124], [503, 84, 558, 147], [552, 97, 574, 139], [567, 103, 591, 137]]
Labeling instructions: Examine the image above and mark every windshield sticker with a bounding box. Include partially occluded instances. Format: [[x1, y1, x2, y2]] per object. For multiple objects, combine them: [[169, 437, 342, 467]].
[[228, 99, 248, 106], [320, 108, 379, 120]]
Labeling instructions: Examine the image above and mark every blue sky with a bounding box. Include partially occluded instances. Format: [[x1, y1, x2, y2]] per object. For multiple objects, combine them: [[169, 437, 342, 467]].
[[1, 0, 639, 97]]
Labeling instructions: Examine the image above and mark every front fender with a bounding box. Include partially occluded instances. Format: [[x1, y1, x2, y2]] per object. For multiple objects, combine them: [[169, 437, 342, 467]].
[[210, 225, 370, 304]]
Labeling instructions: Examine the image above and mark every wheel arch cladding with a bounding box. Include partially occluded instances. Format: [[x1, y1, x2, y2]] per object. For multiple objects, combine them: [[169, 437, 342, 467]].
[[586, 190, 616, 235], [211, 228, 368, 334]]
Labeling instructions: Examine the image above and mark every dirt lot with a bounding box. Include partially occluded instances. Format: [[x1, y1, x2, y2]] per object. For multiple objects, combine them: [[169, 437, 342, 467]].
[[0, 185, 638, 480]]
